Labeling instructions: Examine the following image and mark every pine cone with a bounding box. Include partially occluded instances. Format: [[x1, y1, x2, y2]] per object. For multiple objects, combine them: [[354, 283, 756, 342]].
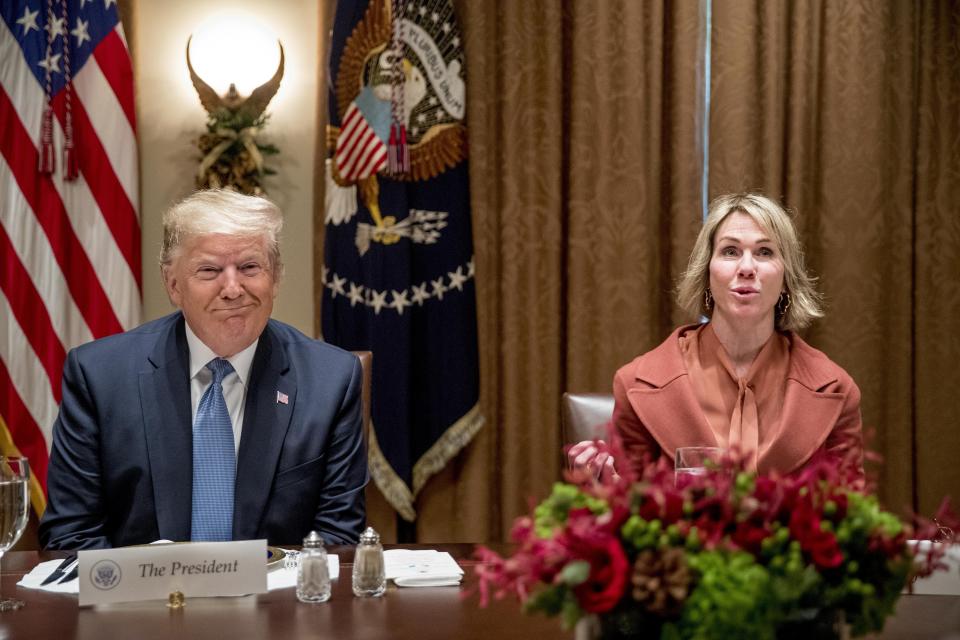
[[631, 548, 692, 617]]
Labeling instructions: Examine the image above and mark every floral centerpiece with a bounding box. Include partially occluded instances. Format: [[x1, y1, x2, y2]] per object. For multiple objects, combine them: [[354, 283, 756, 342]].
[[476, 442, 954, 640]]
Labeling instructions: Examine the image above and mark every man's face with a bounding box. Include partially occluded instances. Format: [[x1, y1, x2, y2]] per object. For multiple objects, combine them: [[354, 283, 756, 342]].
[[164, 233, 278, 357]]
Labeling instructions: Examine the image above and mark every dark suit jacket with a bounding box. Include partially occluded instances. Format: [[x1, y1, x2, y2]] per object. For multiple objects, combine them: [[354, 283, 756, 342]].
[[39, 312, 367, 549], [613, 325, 864, 479]]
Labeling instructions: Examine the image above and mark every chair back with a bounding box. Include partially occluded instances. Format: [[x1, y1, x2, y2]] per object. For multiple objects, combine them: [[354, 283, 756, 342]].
[[561, 392, 615, 444], [351, 351, 372, 446]]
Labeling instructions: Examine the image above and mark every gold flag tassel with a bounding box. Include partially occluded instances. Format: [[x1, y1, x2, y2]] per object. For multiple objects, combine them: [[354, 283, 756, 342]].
[[387, 0, 408, 175]]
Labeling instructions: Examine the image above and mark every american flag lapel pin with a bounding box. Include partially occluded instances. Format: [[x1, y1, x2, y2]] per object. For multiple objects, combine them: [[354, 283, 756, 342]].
[[276, 391, 289, 405]]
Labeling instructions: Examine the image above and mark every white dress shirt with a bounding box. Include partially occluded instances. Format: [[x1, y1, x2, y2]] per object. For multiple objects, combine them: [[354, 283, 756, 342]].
[[184, 323, 259, 456]]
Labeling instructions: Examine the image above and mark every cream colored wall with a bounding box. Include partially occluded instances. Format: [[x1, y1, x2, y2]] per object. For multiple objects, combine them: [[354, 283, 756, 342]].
[[135, 0, 318, 335]]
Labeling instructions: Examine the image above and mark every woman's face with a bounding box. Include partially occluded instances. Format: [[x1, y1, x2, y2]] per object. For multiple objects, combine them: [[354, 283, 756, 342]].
[[708, 212, 785, 329]]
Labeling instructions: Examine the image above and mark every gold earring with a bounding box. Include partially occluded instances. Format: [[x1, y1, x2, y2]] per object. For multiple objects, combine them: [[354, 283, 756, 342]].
[[704, 289, 714, 311], [777, 291, 791, 315]]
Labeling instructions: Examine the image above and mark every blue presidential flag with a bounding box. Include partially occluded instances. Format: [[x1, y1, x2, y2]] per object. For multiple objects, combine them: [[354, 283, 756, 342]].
[[323, 0, 481, 521]]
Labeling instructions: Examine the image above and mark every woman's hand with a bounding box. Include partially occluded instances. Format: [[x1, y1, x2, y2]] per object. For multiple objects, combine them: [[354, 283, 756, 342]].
[[566, 440, 620, 483]]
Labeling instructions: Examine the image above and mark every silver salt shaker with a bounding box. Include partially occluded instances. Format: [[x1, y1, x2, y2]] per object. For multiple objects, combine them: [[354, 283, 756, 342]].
[[352, 526, 386, 597], [297, 531, 331, 603]]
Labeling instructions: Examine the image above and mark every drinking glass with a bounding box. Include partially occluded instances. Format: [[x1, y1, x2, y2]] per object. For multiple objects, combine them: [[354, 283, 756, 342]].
[[0, 457, 29, 611], [674, 447, 723, 489]]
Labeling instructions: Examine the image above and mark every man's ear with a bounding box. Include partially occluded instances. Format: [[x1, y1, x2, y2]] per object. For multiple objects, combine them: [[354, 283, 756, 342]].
[[162, 264, 182, 308]]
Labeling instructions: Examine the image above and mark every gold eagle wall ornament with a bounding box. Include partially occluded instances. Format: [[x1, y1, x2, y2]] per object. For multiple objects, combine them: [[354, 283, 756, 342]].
[[186, 36, 285, 195]]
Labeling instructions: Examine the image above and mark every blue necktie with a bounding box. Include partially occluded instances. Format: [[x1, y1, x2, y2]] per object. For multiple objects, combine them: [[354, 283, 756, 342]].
[[191, 358, 236, 541]]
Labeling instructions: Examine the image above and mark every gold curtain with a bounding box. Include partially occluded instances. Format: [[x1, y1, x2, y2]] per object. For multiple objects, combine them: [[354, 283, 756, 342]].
[[708, 0, 960, 515], [314, 1, 705, 541], [315, 0, 960, 541], [913, 0, 960, 517]]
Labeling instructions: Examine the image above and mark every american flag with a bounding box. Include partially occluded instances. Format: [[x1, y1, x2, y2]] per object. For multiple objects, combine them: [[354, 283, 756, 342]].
[[335, 86, 389, 182], [1, 1, 140, 516]]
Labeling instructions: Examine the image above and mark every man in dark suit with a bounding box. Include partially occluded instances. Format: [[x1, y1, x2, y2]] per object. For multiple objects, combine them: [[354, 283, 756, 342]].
[[39, 190, 367, 549]]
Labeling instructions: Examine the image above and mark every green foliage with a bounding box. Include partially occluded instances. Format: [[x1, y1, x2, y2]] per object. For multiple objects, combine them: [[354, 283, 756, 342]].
[[523, 585, 583, 630], [560, 560, 590, 587], [826, 493, 910, 635], [819, 554, 912, 636], [733, 472, 754, 495], [621, 515, 661, 551], [665, 552, 779, 640], [533, 483, 608, 538], [207, 108, 265, 133], [851, 559, 911, 636], [842, 493, 903, 540], [766, 547, 823, 616], [524, 584, 565, 616]]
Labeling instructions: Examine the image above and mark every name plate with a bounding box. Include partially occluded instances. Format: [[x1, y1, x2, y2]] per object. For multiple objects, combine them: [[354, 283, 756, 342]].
[[78, 540, 268, 606]]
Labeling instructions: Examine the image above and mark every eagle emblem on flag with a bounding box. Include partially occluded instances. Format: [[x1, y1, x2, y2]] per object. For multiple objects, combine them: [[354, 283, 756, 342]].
[[326, 0, 468, 251]]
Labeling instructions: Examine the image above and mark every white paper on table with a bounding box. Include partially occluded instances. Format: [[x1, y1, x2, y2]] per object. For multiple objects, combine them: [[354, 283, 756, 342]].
[[19, 554, 339, 594], [18, 559, 81, 593], [383, 549, 463, 587], [907, 541, 960, 595]]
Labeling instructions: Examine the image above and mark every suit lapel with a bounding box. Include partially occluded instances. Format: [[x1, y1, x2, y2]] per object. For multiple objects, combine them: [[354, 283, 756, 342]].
[[626, 326, 717, 461], [759, 339, 844, 474], [626, 382, 718, 462], [233, 323, 296, 539], [140, 316, 193, 541]]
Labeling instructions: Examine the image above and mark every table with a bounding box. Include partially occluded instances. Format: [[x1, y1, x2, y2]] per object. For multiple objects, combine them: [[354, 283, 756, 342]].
[[0, 546, 957, 639]]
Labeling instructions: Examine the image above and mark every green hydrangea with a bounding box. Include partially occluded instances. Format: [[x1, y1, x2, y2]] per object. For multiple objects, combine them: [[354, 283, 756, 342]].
[[663, 551, 780, 640], [533, 483, 608, 538]]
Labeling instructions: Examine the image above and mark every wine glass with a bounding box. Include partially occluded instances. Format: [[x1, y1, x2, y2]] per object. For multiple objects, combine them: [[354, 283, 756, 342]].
[[674, 447, 723, 489], [0, 457, 29, 611]]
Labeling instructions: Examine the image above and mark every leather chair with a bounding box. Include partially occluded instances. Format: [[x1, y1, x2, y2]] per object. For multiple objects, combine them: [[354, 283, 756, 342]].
[[351, 351, 398, 542], [351, 351, 373, 446], [561, 392, 615, 444]]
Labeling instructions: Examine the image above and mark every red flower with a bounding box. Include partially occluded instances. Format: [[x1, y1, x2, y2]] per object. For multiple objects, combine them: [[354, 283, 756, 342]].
[[731, 519, 773, 555], [789, 498, 844, 569], [637, 489, 686, 525], [692, 513, 726, 548], [557, 510, 630, 613], [867, 530, 908, 559], [806, 532, 844, 568], [752, 476, 788, 520]]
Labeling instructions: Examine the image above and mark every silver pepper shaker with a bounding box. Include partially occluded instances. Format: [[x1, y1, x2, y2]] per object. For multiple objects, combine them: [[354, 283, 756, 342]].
[[297, 531, 331, 603], [352, 526, 386, 597]]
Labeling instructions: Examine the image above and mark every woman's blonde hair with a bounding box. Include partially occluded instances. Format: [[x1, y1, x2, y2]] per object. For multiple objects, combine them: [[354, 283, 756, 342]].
[[676, 193, 822, 331]]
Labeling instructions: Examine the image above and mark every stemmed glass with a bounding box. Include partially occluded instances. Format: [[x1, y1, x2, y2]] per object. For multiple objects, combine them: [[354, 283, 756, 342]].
[[0, 457, 29, 611]]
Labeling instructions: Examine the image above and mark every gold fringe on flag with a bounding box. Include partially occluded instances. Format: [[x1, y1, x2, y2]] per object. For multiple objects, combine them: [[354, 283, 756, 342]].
[[367, 403, 484, 522]]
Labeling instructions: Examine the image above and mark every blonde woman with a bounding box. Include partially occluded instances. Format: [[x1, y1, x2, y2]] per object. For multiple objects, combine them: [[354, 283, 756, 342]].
[[570, 193, 863, 482]]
